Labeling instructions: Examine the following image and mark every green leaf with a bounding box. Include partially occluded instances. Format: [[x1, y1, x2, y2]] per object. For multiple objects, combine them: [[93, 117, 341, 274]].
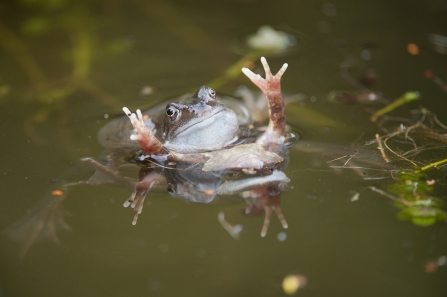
[[387, 181, 434, 195], [397, 206, 447, 227], [396, 170, 427, 181]]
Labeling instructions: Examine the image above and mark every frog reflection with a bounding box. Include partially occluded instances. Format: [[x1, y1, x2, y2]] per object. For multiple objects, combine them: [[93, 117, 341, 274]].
[[127, 161, 290, 235], [6, 58, 293, 256]]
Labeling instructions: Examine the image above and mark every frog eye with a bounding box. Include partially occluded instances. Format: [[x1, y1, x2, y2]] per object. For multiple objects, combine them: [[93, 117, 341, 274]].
[[208, 88, 216, 99], [166, 106, 179, 121]]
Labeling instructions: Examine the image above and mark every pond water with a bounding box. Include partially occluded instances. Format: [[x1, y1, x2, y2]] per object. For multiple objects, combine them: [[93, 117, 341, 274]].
[[1, 0, 447, 296]]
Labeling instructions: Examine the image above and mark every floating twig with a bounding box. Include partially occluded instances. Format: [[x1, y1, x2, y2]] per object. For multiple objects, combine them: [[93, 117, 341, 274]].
[[375, 134, 390, 163], [383, 133, 418, 166], [368, 186, 411, 207]]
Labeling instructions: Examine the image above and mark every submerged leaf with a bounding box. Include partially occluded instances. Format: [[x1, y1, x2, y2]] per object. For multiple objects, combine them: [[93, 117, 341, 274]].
[[397, 206, 446, 227], [396, 170, 427, 181], [387, 180, 434, 195]]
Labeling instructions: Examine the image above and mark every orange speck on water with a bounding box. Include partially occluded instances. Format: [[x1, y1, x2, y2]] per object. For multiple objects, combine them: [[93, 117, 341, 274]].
[[204, 189, 215, 195], [407, 43, 419, 55], [143, 115, 150, 120], [425, 261, 438, 273], [51, 189, 64, 196], [424, 69, 433, 79]]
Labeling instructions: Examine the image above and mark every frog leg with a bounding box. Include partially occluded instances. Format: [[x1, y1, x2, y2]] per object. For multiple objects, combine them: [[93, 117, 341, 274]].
[[242, 57, 288, 149], [123, 107, 167, 155], [217, 169, 289, 193], [79, 156, 126, 184], [123, 166, 164, 225]]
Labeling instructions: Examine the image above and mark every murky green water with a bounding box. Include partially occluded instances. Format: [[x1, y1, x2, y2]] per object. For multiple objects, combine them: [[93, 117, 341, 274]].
[[1, 1, 447, 296]]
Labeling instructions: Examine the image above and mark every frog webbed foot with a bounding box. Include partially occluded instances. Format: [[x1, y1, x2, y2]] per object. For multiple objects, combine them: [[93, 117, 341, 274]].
[[242, 57, 288, 95], [123, 167, 163, 225], [242, 57, 288, 147], [123, 107, 166, 155]]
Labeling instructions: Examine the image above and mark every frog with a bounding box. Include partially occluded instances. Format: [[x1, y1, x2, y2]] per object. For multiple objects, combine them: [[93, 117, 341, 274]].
[[122, 57, 288, 162], [6, 57, 292, 257], [99, 86, 241, 154], [105, 57, 292, 225]]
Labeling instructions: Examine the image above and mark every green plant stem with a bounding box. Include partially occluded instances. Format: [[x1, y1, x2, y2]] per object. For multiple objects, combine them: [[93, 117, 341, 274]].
[[370, 91, 420, 122], [421, 158, 447, 171]]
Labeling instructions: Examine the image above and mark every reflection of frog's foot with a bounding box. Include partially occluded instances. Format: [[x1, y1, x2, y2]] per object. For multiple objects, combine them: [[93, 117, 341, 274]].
[[123, 107, 166, 155], [5, 188, 71, 258], [123, 184, 146, 225], [242, 57, 288, 148], [261, 202, 288, 237], [241, 181, 288, 237], [123, 168, 163, 225]]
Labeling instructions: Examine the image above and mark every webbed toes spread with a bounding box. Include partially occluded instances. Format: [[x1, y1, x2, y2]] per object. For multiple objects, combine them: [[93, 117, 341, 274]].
[[242, 57, 288, 92], [122, 107, 165, 155]]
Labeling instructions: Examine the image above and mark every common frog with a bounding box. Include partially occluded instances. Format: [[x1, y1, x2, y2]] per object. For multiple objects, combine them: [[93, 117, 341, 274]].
[[7, 57, 293, 256]]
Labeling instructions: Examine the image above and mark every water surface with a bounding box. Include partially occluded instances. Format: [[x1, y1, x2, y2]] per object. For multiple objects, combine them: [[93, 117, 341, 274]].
[[1, 1, 446, 296]]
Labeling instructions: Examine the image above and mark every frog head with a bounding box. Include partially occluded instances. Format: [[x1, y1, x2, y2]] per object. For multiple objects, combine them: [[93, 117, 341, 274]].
[[162, 86, 239, 153]]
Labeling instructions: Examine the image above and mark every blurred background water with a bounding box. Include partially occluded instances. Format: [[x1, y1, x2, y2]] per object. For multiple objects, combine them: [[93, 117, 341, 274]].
[[0, 0, 446, 296]]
